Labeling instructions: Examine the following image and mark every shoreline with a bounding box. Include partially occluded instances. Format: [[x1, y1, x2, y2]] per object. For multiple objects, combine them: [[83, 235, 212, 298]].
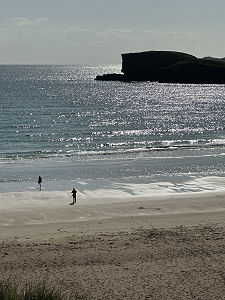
[[1, 189, 225, 241]]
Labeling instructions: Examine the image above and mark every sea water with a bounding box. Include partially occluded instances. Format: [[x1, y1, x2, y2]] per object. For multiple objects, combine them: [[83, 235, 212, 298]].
[[0, 65, 225, 195]]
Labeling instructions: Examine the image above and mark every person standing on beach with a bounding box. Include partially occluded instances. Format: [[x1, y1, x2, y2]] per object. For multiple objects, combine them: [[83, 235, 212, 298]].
[[38, 176, 42, 190], [71, 188, 77, 204]]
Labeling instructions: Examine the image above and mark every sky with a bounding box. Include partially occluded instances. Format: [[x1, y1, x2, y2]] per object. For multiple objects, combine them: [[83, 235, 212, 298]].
[[0, 0, 225, 64]]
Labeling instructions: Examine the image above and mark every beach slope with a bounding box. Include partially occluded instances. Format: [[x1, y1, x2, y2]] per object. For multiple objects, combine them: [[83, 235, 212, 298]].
[[0, 191, 225, 299]]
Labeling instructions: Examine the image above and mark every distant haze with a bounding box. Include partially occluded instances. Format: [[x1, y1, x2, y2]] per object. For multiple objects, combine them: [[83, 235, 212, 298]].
[[0, 0, 225, 64]]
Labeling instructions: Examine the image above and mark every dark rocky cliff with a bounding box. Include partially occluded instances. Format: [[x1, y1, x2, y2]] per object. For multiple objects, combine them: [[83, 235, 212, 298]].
[[95, 51, 225, 84]]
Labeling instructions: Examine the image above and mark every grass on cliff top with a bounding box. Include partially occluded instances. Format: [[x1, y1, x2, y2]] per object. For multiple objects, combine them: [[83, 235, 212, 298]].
[[0, 279, 90, 300]]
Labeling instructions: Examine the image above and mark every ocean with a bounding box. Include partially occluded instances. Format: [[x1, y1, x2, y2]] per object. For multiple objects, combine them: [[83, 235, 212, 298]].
[[0, 65, 225, 196]]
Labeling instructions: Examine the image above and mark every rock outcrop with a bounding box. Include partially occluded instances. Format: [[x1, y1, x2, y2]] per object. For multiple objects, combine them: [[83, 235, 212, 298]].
[[95, 51, 225, 84]]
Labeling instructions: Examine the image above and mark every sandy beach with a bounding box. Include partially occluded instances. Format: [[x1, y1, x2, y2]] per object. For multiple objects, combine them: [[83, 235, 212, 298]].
[[0, 187, 225, 299], [1, 56, 225, 299]]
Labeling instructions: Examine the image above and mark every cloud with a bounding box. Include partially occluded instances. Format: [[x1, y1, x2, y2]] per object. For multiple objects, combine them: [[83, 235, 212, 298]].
[[6, 17, 48, 27], [0, 18, 222, 64], [0, 17, 198, 47]]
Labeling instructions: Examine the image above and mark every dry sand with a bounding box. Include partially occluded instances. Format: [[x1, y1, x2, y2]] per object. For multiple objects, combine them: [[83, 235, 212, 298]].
[[0, 191, 225, 299]]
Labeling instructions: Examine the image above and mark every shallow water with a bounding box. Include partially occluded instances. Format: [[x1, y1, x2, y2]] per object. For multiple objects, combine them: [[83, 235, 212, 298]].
[[0, 65, 225, 194]]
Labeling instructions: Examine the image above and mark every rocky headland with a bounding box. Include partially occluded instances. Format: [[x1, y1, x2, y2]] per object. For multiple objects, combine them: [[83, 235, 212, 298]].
[[95, 51, 225, 84]]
